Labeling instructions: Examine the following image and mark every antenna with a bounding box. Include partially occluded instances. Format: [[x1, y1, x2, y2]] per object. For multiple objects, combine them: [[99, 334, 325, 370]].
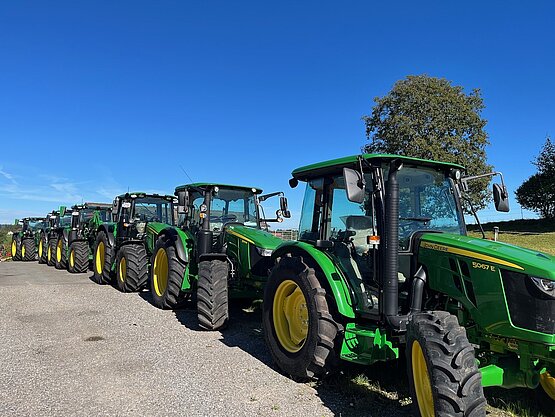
[[179, 165, 194, 183]]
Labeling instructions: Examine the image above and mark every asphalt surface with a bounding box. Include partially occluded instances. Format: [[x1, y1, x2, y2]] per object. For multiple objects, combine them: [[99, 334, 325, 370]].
[[0, 261, 339, 417]]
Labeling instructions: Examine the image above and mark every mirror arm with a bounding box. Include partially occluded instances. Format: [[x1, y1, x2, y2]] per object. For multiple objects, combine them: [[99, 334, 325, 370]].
[[259, 191, 283, 202]]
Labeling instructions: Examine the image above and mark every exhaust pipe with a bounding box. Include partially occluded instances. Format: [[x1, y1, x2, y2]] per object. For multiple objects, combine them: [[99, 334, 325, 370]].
[[384, 159, 403, 328]]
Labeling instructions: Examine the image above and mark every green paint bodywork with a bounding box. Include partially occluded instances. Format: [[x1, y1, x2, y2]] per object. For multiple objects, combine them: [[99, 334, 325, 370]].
[[283, 153, 555, 392]]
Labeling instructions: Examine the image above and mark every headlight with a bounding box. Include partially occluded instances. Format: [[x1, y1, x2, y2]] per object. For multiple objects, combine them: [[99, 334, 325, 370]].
[[255, 246, 273, 257], [530, 276, 555, 298]]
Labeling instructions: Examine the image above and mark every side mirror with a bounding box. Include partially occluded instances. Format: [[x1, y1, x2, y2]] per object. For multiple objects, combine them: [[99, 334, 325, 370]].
[[343, 167, 365, 203], [279, 196, 291, 218], [177, 190, 189, 215], [493, 183, 510, 212], [289, 178, 299, 189]]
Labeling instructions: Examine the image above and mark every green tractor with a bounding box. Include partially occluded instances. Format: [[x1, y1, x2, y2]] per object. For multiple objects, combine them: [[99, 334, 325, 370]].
[[261, 153, 555, 416], [10, 217, 45, 261], [52, 203, 112, 273], [37, 212, 56, 264], [46, 207, 74, 269], [92, 192, 177, 292], [149, 183, 290, 330]]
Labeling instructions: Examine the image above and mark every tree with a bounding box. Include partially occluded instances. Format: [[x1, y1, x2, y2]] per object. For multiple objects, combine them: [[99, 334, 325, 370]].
[[516, 137, 555, 219], [362, 75, 492, 211]]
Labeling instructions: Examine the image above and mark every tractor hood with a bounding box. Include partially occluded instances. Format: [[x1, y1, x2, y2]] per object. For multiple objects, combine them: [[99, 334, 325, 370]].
[[226, 225, 283, 250], [420, 233, 555, 280]]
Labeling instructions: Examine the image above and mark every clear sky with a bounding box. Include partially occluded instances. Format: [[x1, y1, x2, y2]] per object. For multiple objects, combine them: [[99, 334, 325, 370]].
[[1, 1, 554, 227]]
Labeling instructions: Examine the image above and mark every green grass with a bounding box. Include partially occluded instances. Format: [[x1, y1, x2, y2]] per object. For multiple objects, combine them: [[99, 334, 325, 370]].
[[468, 231, 555, 256]]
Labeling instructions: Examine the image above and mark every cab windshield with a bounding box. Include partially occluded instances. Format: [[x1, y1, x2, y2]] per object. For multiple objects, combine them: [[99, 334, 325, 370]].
[[133, 197, 174, 225]]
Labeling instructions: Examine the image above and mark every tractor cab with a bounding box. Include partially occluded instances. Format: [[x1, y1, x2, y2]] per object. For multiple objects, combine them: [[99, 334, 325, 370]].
[[20, 217, 45, 236], [111, 192, 177, 243], [175, 183, 290, 260], [70, 203, 112, 232]]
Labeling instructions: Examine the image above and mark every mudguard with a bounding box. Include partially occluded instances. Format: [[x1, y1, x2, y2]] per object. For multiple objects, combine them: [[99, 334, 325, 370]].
[[156, 227, 190, 263], [272, 241, 356, 319], [97, 224, 116, 248]]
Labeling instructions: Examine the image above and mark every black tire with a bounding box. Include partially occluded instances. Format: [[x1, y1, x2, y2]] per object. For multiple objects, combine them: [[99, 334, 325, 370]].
[[150, 236, 188, 309], [262, 256, 340, 380], [68, 241, 89, 273], [55, 236, 67, 269], [406, 311, 486, 417], [197, 259, 229, 330], [115, 244, 148, 292], [92, 231, 113, 284], [47, 236, 57, 266], [11, 236, 21, 261], [38, 234, 48, 264], [22, 238, 36, 261]]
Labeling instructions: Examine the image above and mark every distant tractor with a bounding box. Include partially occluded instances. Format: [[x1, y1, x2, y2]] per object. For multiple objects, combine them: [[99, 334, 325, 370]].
[[46, 207, 72, 267], [52, 203, 112, 273], [37, 212, 55, 264], [11, 217, 45, 261], [261, 153, 555, 416], [150, 183, 290, 330], [92, 193, 177, 292]]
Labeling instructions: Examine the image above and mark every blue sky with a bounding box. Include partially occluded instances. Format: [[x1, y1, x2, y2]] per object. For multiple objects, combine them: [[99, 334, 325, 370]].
[[1, 1, 554, 227]]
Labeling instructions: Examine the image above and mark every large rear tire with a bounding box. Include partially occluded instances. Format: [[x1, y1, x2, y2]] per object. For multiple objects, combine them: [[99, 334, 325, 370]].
[[150, 236, 188, 309], [47, 237, 57, 266], [55, 236, 67, 269], [68, 241, 89, 273], [11, 236, 21, 261], [406, 311, 486, 417], [38, 234, 48, 264], [22, 238, 36, 261], [115, 244, 148, 292], [262, 256, 340, 380], [197, 259, 229, 330], [92, 231, 113, 284]]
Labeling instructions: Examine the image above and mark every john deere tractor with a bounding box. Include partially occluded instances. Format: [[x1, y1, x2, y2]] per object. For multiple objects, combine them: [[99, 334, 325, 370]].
[[261, 154, 555, 417], [92, 193, 177, 292], [53, 203, 112, 273], [150, 183, 290, 330], [11, 217, 45, 261], [47, 207, 74, 269], [37, 212, 55, 264]]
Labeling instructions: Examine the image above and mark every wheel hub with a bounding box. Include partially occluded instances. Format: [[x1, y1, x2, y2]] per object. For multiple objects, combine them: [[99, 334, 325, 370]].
[[412, 340, 435, 417], [273, 280, 308, 353], [153, 248, 168, 296]]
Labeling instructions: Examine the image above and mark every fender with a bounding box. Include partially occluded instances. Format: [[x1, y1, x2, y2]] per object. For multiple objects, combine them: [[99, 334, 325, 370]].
[[199, 253, 228, 263], [272, 241, 356, 319], [97, 224, 116, 248], [156, 227, 189, 263]]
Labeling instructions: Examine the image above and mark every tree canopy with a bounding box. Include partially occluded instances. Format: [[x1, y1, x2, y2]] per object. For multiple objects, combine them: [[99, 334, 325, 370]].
[[515, 137, 555, 219], [362, 75, 492, 211]]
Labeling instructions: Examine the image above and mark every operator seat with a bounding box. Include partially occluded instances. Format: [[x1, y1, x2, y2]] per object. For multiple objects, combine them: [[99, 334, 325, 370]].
[[345, 215, 374, 255]]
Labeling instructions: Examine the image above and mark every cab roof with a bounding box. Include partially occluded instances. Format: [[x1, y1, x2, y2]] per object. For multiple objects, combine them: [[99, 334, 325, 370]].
[[116, 192, 176, 200], [175, 183, 263, 194], [292, 153, 465, 181], [72, 202, 112, 210]]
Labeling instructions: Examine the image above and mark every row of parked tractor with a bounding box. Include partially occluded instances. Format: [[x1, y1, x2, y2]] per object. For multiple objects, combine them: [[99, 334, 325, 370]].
[[8, 153, 555, 417]]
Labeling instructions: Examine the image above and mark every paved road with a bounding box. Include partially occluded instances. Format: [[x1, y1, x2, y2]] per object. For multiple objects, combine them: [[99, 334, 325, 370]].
[[0, 261, 339, 417]]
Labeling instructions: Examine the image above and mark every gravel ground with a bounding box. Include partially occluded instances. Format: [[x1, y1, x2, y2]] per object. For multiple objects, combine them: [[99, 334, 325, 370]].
[[0, 261, 337, 417]]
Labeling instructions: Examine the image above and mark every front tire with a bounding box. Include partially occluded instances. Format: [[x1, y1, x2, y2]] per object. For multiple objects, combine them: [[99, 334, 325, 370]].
[[38, 234, 48, 264], [406, 311, 486, 417], [22, 239, 36, 261], [55, 236, 67, 269], [68, 241, 89, 273], [92, 231, 113, 284], [197, 259, 229, 330], [262, 256, 340, 380], [11, 236, 21, 261], [150, 236, 188, 309], [115, 244, 148, 292], [537, 370, 555, 416], [47, 237, 57, 266]]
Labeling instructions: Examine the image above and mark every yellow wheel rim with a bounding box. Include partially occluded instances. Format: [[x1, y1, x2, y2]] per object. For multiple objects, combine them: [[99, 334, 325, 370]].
[[22, 244, 26, 258], [272, 279, 308, 353], [119, 256, 127, 283], [56, 239, 63, 263], [70, 249, 75, 268], [153, 248, 168, 296], [95, 241, 105, 274], [39, 240, 43, 257], [412, 340, 435, 417], [48, 245, 52, 262], [11, 240, 16, 258], [540, 371, 555, 401]]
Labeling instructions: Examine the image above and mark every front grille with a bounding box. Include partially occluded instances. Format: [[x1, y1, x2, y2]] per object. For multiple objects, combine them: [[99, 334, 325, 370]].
[[501, 270, 555, 334]]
